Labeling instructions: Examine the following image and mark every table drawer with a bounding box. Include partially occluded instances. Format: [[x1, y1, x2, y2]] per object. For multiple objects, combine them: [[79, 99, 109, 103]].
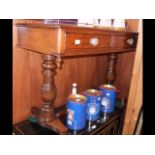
[[65, 33, 137, 53], [112, 34, 137, 48], [65, 33, 112, 49]]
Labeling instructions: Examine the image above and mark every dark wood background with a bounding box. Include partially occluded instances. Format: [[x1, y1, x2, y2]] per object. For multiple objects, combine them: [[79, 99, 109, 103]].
[[13, 19, 139, 124]]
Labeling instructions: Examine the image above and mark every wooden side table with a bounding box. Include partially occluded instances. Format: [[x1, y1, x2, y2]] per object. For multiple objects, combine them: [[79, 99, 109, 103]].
[[16, 24, 138, 134]]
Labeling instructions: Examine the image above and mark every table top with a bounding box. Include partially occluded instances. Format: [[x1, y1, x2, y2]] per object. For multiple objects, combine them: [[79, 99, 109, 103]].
[[16, 23, 138, 34]]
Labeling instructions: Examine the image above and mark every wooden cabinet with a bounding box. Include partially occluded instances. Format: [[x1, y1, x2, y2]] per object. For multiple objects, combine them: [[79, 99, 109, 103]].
[[13, 19, 141, 134], [13, 106, 123, 135]]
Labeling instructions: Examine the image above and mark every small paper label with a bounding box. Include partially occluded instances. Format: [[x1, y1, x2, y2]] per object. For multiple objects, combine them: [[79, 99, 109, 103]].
[[74, 39, 81, 45], [67, 109, 74, 121]]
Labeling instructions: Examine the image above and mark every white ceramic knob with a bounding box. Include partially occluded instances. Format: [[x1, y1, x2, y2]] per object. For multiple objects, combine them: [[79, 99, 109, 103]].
[[127, 38, 134, 45], [90, 38, 99, 46]]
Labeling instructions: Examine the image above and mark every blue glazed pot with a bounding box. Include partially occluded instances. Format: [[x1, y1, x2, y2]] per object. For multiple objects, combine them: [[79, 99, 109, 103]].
[[84, 89, 102, 121], [66, 94, 87, 130], [100, 84, 116, 113]]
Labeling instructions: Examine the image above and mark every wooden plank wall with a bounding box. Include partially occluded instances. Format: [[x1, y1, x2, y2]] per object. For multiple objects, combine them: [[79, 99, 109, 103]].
[[122, 20, 142, 134], [13, 19, 138, 124]]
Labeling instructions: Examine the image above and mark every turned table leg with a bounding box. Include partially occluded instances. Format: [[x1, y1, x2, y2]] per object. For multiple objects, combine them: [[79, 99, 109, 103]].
[[31, 54, 68, 134], [105, 53, 118, 84], [41, 54, 56, 122]]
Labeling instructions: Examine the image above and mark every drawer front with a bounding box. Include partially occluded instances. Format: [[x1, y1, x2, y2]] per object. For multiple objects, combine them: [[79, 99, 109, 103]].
[[64, 33, 137, 54], [65, 33, 112, 50], [113, 34, 137, 48]]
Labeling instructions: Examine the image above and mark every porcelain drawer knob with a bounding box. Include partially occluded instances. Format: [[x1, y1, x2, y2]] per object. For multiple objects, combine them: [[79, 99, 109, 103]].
[[90, 38, 99, 46], [127, 38, 134, 45]]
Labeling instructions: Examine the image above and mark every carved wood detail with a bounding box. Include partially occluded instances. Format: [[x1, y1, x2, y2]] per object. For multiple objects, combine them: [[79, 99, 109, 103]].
[[105, 53, 118, 84]]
